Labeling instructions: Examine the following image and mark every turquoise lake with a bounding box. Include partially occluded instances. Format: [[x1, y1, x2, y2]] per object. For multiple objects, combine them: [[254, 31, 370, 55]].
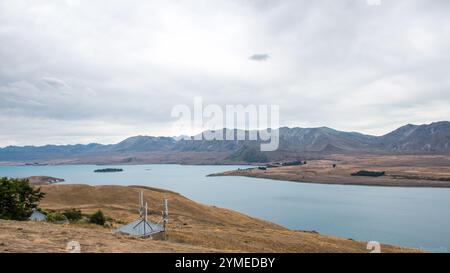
[[1, 164, 449, 252]]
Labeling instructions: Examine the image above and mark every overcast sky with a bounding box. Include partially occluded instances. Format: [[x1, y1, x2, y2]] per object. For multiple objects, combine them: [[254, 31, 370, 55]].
[[1, 0, 450, 146]]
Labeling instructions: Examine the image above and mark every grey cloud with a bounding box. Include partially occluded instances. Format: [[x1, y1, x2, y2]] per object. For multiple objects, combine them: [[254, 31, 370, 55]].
[[249, 54, 270, 61], [41, 77, 71, 89]]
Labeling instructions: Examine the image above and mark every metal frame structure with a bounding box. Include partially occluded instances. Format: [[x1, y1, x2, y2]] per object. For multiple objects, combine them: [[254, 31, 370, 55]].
[[114, 191, 168, 239]]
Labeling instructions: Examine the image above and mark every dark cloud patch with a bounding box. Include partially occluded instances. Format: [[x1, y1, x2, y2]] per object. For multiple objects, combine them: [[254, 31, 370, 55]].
[[249, 54, 270, 61]]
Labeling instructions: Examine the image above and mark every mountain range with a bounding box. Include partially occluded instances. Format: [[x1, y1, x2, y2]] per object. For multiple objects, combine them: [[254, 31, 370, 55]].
[[1, 121, 449, 164]]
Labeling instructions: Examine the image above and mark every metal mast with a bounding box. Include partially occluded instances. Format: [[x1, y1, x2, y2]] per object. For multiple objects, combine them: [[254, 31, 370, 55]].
[[163, 198, 168, 240]]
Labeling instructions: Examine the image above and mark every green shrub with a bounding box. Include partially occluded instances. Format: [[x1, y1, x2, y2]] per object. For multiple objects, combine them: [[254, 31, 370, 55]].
[[282, 161, 303, 166], [62, 208, 82, 222], [0, 177, 45, 220], [351, 170, 386, 177], [89, 210, 105, 226], [46, 212, 69, 223]]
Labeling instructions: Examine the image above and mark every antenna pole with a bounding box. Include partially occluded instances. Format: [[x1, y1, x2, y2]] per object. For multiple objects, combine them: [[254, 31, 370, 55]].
[[142, 201, 147, 237], [145, 202, 148, 222], [139, 191, 145, 218], [138, 191, 141, 215], [164, 199, 168, 222], [163, 199, 168, 240]]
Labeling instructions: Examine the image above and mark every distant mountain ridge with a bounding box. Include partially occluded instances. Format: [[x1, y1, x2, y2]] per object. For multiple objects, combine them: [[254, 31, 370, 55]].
[[1, 121, 449, 164], [377, 121, 450, 152]]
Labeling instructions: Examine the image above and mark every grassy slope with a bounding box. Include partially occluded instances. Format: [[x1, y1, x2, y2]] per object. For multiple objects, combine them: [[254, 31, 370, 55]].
[[0, 184, 419, 253]]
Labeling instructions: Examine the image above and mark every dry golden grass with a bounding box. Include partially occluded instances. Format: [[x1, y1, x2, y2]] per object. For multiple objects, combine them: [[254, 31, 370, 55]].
[[0, 184, 420, 253], [213, 154, 450, 187]]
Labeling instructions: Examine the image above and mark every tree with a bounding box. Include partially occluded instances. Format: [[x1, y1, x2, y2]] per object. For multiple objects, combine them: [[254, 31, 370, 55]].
[[89, 210, 105, 226], [0, 177, 45, 220]]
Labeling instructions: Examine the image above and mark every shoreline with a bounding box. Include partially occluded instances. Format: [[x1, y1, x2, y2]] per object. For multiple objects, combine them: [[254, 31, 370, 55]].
[[208, 171, 450, 188], [208, 155, 450, 188]]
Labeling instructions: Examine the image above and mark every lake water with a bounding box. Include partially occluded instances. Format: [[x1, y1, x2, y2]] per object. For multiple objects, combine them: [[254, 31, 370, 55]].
[[1, 164, 449, 252]]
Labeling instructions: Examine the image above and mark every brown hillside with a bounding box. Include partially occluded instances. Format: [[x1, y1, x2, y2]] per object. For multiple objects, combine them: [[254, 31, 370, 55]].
[[0, 184, 419, 253]]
